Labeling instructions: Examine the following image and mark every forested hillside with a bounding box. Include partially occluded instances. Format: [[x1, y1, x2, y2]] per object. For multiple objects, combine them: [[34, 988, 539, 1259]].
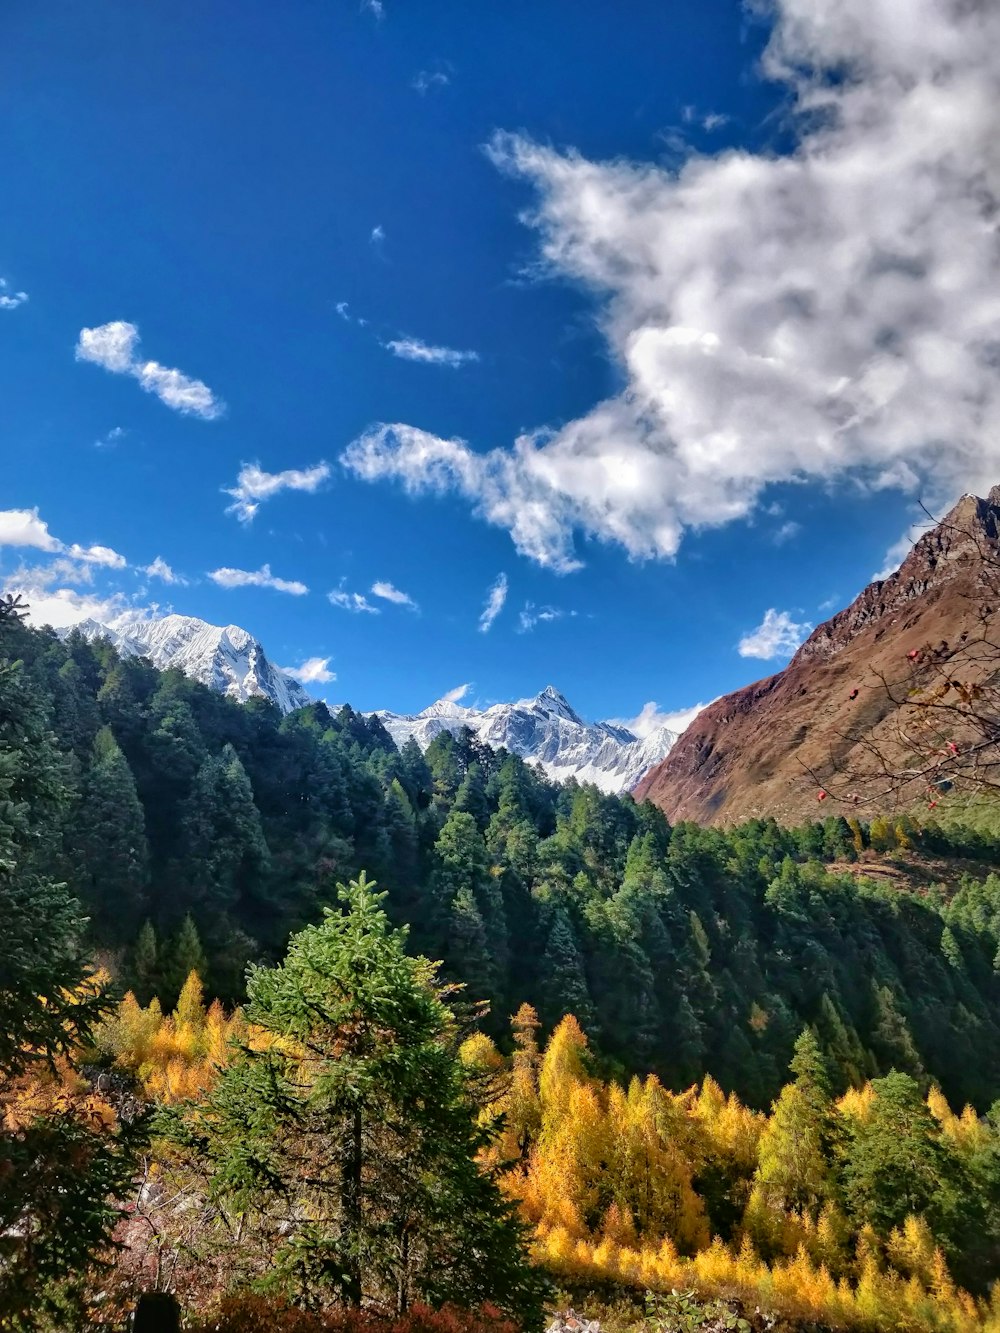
[[11, 611, 1000, 1111]]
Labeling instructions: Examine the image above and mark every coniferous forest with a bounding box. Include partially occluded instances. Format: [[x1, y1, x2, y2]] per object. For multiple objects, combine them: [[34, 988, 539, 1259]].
[[9, 606, 1000, 1329]]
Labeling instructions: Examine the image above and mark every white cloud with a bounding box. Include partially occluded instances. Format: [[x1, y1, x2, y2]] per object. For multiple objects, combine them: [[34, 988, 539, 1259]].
[[738, 608, 812, 660], [336, 301, 351, 320], [478, 573, 507, 633], [329, 584, 379, 614], [94, 426, 126, 449], [0, 278, 28, 310], [224, 460, 331, 523], [517, 601, 575, 633], [702, 112, 729, 132], [384, 338, 479, 368], [75, 320, 224, 420], [371, 580, 417, 609], [370, 224, 385, 245], [281, 656, 336, 684], [0, 509, 126, 570], [412, 67, 450, 94], [772, 520, 801, 545], [67, 543, 127, 568], [363, 0, 384, 18], [610, 699, 711, 739], [144, 556, 185, 585], [0, 508, 62, 552], [8, 583, 127, 631], [441, 682, 472, 704], [208, 564, 308, 595], [344, 0, 1000, 570]]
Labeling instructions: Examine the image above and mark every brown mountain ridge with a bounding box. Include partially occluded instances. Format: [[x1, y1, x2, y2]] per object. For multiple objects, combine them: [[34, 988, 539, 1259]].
[[635, 488, 1000, 826]]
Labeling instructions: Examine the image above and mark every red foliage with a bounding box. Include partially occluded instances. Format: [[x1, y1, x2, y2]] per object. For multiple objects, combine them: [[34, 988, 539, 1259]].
[[186, 1297, 522, 1333]]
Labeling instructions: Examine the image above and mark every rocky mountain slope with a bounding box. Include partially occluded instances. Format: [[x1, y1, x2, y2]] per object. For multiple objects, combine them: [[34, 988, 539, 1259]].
[[67, 612, 311, 714], [377, 685, 677, 793], [635, 489, 1000, 825]]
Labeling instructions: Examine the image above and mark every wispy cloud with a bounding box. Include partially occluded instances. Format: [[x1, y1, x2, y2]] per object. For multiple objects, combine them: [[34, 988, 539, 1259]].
[[772, 520, 801, 546], [370, 224, 385, 246], [682, 106, 729, 132], [363, 0, 384, 19], [738, 609, 811, 661], [329, 583, 379, 614], [412, 65, 450, 94], [478, 573, 507, 633], [76, 321, 224, 419], [281, 656, 336, 684], [224, 460, 331, 523], [384, 337, 479, 368], [441, 682, 472, 704], [208, 564, 308, 596], [517, 601, 575, 633], [371, 580, 417, 609], [144, 556, 185, 585], [0, 278, 28, 310], [94, 426, 127, 449]]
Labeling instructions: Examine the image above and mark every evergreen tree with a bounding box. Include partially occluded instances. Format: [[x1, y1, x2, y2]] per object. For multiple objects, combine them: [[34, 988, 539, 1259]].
[[174, 744, 271, 936], [174, 874, 544, 1320], [841, 1071, 964, 1248], [540, 908, 595, 1033], [751, 1031, 834, 1223], [0, 610, 139, 1328], [72, 725, 149, 943], [161, 914, 209, 1008], [130, 919, 159, 1002]]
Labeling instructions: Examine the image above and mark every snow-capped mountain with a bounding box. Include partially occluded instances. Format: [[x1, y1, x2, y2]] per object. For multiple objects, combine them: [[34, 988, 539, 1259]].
[[66, 612, 311, 714], [62, 614, 676, 789], [377, 685, 678, 793]]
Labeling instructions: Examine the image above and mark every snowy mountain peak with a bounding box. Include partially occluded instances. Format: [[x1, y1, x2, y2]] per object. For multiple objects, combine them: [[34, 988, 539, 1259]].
[[62, 614, 680, 791], [377, 689, 678, 793], [64, 611, 311, 715], [530, 685, 582, 723]]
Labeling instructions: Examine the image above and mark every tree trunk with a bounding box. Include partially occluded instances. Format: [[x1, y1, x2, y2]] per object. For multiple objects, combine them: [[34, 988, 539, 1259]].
[[343, 1104, 363, 1305]]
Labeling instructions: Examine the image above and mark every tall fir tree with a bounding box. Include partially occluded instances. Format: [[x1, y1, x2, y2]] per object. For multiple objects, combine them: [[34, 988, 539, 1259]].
[[72, 725, 149, 943], [172, 874, 544, 1321]]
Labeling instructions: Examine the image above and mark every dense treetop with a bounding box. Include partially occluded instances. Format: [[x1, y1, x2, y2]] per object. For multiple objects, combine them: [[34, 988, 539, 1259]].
[[11, 613, 1000, 1110]]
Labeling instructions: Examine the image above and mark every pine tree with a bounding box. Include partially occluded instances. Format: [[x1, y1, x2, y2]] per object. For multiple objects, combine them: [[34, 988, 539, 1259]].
[[72, 725, 149, 942], [841, 1071, 964, 1248], [540, 909, 595, 1033], [751, 1031, 834, 1225], [161, 914, 208, 1008], [454, 762, 490, 831], [0, 613, 140, 1327], [174, 744, 271, 937], [174, 874, 544, 1320], [130, 920, 159, 1002]]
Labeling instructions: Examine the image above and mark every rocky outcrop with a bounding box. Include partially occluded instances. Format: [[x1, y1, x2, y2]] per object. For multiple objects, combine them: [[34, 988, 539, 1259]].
[[635, 490, 1000, 825]]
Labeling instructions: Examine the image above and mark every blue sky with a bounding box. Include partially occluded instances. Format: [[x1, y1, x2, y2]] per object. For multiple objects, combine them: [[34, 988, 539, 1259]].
[[2, 0, 998, 729]]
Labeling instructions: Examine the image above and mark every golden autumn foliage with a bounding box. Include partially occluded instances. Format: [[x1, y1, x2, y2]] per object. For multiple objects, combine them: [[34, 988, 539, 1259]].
[[92, 970, 245, 1102], [90, 990, 1000, 1333], [476, 1009, 998, 1333]]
